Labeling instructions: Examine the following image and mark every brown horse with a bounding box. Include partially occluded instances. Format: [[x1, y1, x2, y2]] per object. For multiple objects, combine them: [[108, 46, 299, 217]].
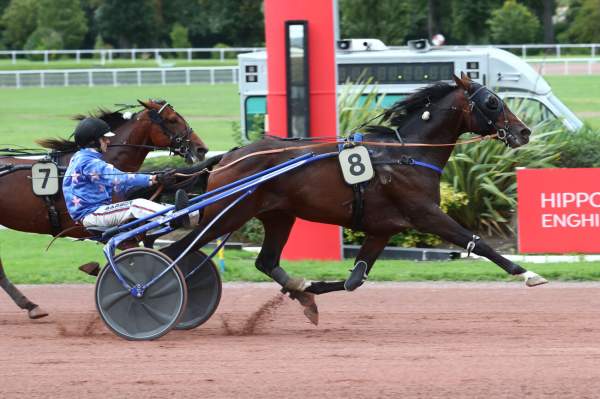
[[0, 99, 208, 319], [163, 74, 547, 323]]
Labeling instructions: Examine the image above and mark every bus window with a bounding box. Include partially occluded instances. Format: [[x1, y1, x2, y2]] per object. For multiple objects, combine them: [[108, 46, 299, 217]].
[[244, 96, 266, 140], [378, 94, 405, 108], [503, 97, 557, 128]]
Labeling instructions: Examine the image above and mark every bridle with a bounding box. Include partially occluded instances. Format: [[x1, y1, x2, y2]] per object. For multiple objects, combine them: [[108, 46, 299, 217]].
[[466, 84, 513, 146], [145, 103, 197, 159]]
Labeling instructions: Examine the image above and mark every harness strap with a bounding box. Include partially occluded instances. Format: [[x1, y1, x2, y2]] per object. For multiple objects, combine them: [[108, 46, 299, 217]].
[[42, 195, 62, 236], [372, 156, 443, 174], [351, 183, 365, 231]]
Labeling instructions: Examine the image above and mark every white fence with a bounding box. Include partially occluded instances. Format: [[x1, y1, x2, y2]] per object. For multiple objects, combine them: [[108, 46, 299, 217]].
[[0, 47, 263, 64], [527, 58, 600, 75], [0, 66, 239, 88], [496, 43, 599, 58], [1, 44, 599, 64]]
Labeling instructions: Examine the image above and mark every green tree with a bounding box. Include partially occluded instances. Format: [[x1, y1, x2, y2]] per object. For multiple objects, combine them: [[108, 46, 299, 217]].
[[96, 0, 157, 48], [161, 0, 206, 46], [36, 0, 87, 49], [340, 0, 428, 45], [0, 0, 10, 46], [0, 0, 38, 49], [450, 0, 502, 43], [562, 0, 600, 42], [520, 0, 556, 43], [487, 0, 541, 44], [169, 22, 190, 48], [194, 0, 263, 46]]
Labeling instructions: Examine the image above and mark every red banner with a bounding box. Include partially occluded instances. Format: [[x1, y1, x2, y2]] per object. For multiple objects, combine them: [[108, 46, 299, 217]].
[[517, 168, 600, 253]]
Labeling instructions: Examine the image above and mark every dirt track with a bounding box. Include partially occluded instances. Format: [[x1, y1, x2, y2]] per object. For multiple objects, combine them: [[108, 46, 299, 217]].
[[2, 282, 600, 398]]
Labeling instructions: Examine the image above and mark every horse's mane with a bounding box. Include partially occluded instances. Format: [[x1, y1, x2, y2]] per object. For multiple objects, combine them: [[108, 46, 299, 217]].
[[381, 82, 456, 129], [36, 108, 132, 152]]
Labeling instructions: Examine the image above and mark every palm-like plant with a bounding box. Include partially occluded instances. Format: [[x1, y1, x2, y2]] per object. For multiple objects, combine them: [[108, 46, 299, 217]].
[[444, 124, 566, 236]]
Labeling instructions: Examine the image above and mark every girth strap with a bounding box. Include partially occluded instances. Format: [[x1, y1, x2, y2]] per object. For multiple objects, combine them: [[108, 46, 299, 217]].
[[373, 155, 443, 174], [42, 195, 62, 236], [351, 183, 365, 231]]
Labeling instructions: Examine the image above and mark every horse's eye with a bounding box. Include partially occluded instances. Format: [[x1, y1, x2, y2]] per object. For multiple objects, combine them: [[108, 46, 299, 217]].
[[485, 95, 499, 110]]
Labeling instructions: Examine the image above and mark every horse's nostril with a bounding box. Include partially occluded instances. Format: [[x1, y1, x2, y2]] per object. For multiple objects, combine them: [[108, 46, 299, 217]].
[[521, 128, 531, 137]]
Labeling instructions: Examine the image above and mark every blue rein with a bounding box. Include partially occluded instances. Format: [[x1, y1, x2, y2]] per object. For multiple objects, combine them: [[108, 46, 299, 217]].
[[409, 159, 444, 174]]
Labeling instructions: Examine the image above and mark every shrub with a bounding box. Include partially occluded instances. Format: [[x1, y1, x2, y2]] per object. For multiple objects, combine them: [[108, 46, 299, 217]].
[[487, 0, 541, 44], [170, 23, 191, 54], [444, 125, 565, 236], [555, 125, 600, 168], [94, 35, 113, 50], [212, 43, 236, 60], [23, 28, 63, 61]]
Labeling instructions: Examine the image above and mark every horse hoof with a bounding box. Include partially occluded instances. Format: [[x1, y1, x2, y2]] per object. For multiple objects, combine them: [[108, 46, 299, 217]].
[[526, 275, 548, 287], [28, 306, 49, 319], [288, 291, 319, 325], [303, 304, 319, 326], [79, 262, 100, 277]]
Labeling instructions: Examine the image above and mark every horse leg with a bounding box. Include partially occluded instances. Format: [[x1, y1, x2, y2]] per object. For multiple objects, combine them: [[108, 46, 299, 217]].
[[306, 234, 390, 294], [413, 206, 547, 286], [255, 212, 320, 324], [0, 258, 48, 319]]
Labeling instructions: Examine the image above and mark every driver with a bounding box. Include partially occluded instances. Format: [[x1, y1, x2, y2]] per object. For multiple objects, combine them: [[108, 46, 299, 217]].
[[63, 117, 197, 229]]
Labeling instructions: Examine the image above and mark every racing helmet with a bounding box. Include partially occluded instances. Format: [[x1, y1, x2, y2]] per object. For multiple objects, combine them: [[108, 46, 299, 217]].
[[74, 117, 116, 148]]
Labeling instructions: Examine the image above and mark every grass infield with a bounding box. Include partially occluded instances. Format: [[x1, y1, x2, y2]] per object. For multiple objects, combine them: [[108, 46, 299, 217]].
[[2, 230, 600, 284], [0, 75, 598, 153], [0, 83, 240, 151]]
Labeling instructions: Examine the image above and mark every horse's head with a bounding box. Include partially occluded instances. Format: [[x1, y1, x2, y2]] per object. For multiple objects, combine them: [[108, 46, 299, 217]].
[[454, 73, 531, 148], [136, 99, 208, 163]]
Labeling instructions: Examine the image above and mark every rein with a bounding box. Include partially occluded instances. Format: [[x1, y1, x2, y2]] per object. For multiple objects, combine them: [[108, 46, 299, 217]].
[[174, 133, 499, 178]]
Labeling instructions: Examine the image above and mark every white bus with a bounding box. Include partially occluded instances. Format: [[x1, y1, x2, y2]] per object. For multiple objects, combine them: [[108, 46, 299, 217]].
[[238, 39, 583, 140]]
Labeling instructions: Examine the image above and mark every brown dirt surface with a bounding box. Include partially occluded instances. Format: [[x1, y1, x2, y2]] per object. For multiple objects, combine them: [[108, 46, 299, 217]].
[[2, 282, 600, 398]]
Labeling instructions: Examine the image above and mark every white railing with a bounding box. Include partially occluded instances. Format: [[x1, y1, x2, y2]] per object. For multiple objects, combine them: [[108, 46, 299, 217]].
[[496, 43, 599, 58], [526, 57, 600, 75], [389, 43, 600, 58], [1, 44, 599, 64], [0, 66, 239, 88], [0, 47, 263, 64]]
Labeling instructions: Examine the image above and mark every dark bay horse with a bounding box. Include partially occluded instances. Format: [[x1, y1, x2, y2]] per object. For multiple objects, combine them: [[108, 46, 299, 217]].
[[164, 74, 547, 323], [0, 99, 208, 319]]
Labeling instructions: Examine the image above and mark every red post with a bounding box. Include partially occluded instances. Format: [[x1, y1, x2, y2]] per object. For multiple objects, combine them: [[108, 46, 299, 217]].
[[264, 0, 341, 260]]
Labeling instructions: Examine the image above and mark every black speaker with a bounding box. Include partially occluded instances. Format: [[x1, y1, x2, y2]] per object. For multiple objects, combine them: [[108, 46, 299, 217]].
[[407, 39, 430, 52], [337, 40, 351, 50]]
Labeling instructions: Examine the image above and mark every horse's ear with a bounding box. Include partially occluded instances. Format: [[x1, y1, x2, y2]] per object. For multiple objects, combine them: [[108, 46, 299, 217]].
[[137, 99, 150, 109], [460, 71, 470, 82], [452, 74, 466, 89]]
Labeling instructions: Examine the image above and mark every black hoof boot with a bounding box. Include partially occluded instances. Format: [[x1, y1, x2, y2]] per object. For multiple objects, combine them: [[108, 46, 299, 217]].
[[170, 189, 191, 229], [175, 189, 189, 210], [344, 261, 368, 291]]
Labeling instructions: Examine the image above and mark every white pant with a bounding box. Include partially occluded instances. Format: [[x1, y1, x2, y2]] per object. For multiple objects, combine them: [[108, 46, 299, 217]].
[[82, 198, 198, 228]]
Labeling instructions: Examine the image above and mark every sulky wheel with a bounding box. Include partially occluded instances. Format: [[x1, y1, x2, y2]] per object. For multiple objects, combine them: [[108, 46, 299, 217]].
[[95, 248, 187, 341], [172, 250, 222, 330]]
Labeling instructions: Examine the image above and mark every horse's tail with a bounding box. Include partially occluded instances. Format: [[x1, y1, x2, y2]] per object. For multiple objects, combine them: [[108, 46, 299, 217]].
[[36, 138, 78, 153]]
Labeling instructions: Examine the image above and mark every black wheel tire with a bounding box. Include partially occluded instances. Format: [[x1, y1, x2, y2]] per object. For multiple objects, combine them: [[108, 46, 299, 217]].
[[95, 248, 187, 341], [172, 250, 222, 330]]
